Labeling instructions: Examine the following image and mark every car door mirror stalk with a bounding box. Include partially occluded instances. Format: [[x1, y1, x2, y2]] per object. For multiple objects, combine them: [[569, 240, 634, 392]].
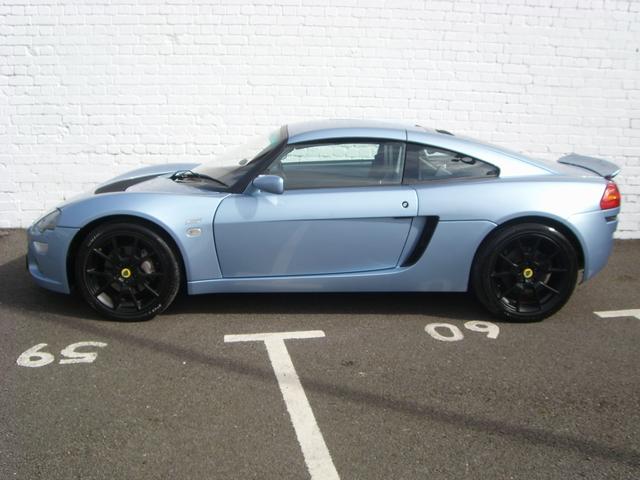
[[252, 175, 284, 194]]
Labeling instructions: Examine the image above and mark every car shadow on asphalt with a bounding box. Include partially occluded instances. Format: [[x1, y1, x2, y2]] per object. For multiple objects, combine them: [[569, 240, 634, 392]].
[[1, 254, 500, 323], [3, 254, 639, 470]]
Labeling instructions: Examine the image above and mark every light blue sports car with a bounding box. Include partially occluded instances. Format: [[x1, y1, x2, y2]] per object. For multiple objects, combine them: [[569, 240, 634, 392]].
[[27, 120, 621, 321]]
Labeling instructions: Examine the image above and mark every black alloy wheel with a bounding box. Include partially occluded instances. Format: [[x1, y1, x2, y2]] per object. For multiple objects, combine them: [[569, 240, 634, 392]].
[[76, 222, 181, 321], [472, 223, 578, 321]]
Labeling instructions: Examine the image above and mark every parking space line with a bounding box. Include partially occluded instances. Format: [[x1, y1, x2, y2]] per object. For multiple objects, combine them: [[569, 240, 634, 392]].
[[224, 331, 340, 480], [594, 309, 640, 320]]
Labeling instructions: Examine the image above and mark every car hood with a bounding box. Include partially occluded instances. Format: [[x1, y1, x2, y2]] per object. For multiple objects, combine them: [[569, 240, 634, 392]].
[[94, 162, 200, 194], [125, 175, 217, 195]]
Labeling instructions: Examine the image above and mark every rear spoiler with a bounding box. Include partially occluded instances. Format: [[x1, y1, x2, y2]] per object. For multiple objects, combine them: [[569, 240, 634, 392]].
[[558, 153, 620, 179]]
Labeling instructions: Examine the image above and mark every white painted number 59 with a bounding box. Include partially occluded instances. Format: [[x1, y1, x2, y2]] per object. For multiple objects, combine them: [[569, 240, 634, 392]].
[[16, 342, 108, 368]]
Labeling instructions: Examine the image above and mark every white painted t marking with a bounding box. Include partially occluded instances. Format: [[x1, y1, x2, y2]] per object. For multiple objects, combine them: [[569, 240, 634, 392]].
[[224, 331, 340, 480], [594, 309, 640, 320]]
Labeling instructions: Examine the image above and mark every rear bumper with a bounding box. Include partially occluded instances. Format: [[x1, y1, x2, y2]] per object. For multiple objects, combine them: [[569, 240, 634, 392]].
[[26, 225, 78, 294], [569, 208, 619, 282]]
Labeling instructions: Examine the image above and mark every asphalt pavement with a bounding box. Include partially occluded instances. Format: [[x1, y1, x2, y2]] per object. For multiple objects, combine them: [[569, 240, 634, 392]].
[[1, 229, 639, 479]]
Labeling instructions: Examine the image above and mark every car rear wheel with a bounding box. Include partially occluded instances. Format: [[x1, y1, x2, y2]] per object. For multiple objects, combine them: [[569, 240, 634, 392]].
[[75, 222, 181, 321], [472, 223, 578, 321]]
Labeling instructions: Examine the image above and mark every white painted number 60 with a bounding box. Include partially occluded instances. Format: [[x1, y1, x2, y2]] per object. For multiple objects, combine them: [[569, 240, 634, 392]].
[[425, 321, 500, 342]]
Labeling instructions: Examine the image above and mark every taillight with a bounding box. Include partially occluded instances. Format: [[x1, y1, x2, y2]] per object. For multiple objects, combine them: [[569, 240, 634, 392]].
[[600, 181, 621, 210]]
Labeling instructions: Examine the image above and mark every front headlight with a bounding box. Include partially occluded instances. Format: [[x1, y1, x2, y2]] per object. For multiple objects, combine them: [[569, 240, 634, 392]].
[[34, 209, 61, 233]]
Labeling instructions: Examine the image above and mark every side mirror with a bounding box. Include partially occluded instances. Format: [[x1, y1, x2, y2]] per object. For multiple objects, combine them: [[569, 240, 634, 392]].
[[252, 175, 284, 195]]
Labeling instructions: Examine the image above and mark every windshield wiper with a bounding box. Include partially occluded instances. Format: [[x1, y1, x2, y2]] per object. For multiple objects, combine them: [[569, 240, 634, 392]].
[[170, 170, 227, 187]]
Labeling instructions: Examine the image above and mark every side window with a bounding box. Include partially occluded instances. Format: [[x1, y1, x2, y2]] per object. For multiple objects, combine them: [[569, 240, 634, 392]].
[[404, 143, 499, 182], [265, 141, 406, 189]]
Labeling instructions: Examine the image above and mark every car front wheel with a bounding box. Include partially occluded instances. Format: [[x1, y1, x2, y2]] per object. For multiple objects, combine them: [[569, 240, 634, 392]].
[[75, 222, 181, 321], [472, 223, 578, 321]]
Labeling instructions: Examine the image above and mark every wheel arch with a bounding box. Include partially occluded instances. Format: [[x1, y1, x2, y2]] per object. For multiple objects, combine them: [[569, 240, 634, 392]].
[[468, 215, 585, 290], [66, 214, 188, 292]]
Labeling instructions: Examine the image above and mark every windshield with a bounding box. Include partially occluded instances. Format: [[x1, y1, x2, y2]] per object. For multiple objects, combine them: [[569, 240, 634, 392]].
[[194, 127, 285, 187]]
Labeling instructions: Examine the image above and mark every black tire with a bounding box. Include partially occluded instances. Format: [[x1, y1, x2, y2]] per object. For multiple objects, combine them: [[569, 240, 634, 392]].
[[471, 223, 578, 322], [75, 222, 181, 321]]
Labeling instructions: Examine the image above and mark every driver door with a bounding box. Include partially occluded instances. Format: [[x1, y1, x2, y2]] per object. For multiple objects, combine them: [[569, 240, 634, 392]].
[[213, 140, 418, 278]]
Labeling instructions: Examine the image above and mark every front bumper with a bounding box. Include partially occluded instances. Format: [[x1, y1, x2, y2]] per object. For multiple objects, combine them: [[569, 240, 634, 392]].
[[26, 225, 79, 294]]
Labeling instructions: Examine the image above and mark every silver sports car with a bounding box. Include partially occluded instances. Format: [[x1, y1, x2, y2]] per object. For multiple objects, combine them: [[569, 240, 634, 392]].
[[27, 120, 621, 321]]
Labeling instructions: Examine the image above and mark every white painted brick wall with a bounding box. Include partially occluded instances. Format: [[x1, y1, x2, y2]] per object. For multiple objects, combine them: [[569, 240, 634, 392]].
[[1, 0, 639, 237]]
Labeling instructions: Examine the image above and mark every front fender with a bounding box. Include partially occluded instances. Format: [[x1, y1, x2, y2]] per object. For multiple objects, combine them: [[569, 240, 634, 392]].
[[59, 192, 229, 283]]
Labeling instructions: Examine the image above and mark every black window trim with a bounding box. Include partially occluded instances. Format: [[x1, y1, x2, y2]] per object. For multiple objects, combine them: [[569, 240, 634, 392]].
[[230, 126, 289, 193], [402, 142, 500, 185], [259, 137, 410, 191]]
